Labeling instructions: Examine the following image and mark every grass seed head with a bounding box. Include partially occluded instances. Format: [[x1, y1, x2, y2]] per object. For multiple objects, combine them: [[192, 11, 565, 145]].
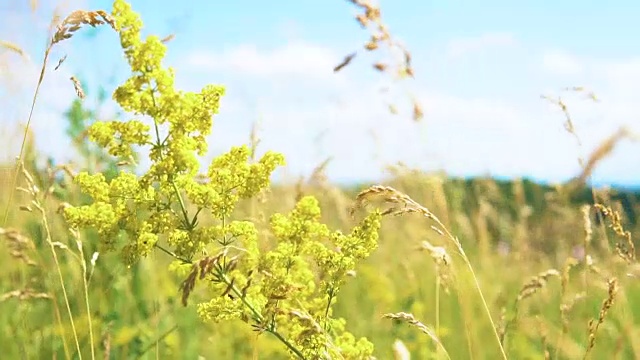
[[69, 76, 85, 100], [594, 203, 635, 262], [585, 278, 619, 358], [517, 269, 560, 302], [52, 10, 116, 46], [0, 289, 51, 302]]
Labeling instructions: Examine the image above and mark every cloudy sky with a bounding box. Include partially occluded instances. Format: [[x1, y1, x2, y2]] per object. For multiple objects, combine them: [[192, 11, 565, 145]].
[[1, 0, 639, 186]]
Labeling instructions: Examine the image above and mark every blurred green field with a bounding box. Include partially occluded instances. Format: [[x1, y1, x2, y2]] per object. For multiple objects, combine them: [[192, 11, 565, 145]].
[[2, 152, 639, 359]]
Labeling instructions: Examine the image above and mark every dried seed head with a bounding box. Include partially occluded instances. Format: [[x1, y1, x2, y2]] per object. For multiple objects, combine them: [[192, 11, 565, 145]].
[[355, 13, 369, 28], [364, 40, 378, 51], [420, 241, 451, 266], [573, 128, 629, 187], [0, 227, 36, 265], [383, 312, 449, 357], [344, 0, 420, 121], [419, 240, 453, 293], [0, 289, 51, 302], [70, 76, 85, 99], [412, 99, 423, 121], [0, 40, 29, 61], [54, 54, 68, 71], [585, 278, 619, 356], [161, 34, 175, 43], [333, 52, 357, 72], [52, 10, 116, 46], [373, 62, 387, 71], [594, 203, 635, 262], [561, 257, 578, 295], [517, 269, 560, 302]]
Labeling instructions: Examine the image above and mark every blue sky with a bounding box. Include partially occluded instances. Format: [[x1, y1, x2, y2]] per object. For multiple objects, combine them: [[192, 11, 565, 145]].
[[1, 0, 639, 186]]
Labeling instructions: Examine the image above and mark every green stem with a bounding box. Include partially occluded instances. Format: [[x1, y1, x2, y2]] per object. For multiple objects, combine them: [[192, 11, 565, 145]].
[[217, 271, 307, 360], [154, 243, 306, 359], [2, 42, 52, 226], [154, 244, 191, 264], [36, 199, 83, 359], [136, 324, 178, 359], [437, 219, 508, 360], [149, 89, 191, 228], [267, 328, 307, 360]]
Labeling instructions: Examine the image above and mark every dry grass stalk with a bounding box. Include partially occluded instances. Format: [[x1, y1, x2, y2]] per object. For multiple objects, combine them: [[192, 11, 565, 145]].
[[541, 86, 598, 147], [593, 203, 635, 262], [354, 185, 508, 360], [0, 226, 36, 266], [585, 255, 604, 278], [19, 164, 84, 357], [541, 93, 579, 145], [582, 205, 593, 252], [584, 278, 619, 359], [580, 203, 593, 300], [537, 316, 551, 360], [339, 0, 423, 121], [102, 328, 112, 360], [561, 257, 579, 296], [560, 292, 586, 335], [351, 185, 437, 221], [501, 269, 560, 346], [309, 157, 332, 186], [573, 128, 630, 187], [384, 312, 451, 360], [557, 257, 581, 354], [0, 288, 51, 302], [3, 7, 118, 228], [419, 240, 453, 293], [556, 256, 581, 357]]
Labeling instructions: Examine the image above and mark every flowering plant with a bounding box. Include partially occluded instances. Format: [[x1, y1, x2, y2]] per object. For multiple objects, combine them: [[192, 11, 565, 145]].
[[63, 1, 383, 358]]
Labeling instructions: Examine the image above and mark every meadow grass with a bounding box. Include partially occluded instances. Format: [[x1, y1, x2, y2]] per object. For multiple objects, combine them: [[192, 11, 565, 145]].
[[1, 1, 639, 359]]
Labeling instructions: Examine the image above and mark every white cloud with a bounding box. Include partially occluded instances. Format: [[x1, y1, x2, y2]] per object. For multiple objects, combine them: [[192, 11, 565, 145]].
[[542, 50, 585, 75], [0, 56, 80, 163], [596, 58, 640, 100], [184, 42, 340, 79], [446, 32, 517, 58], [185, 41, 640, 185]]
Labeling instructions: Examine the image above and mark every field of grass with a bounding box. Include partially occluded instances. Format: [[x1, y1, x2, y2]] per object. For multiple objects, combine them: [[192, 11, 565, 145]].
[[1, 1, 639, 359]]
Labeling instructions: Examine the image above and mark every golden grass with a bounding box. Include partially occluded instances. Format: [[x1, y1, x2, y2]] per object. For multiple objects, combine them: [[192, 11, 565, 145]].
[[585, 277, 619, 359], [352, 185, 509, 359], [384, 312, 451, 360]]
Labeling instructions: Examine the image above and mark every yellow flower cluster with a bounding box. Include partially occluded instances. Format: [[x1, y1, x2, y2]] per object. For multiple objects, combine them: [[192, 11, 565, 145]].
[[63, 1, 384, 358]]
